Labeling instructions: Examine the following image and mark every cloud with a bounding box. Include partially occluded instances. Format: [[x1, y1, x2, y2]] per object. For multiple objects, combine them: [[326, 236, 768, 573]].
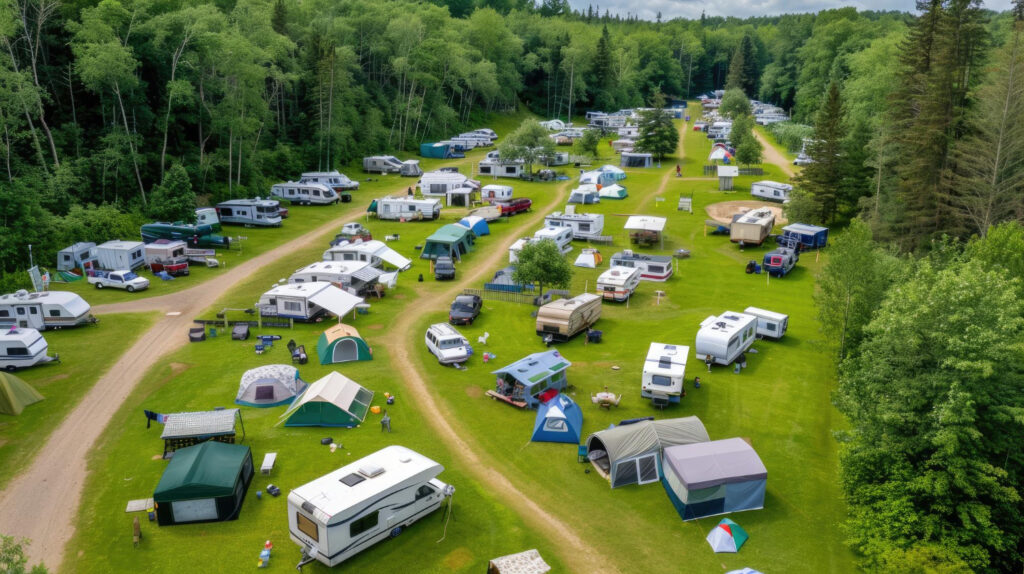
[[569, 0, 1012, 21]]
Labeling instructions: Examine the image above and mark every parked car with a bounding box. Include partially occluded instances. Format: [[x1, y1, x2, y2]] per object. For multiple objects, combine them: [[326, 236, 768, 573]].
[[449, 294, 482, 325], [87, 270, 150, 292], [424, 323, 472, 365], [434, 256, 456, 280], [496, 198, 532, 216]]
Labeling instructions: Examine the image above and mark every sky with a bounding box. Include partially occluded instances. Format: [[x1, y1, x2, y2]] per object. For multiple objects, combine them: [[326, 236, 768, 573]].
[[568, 0, 1014, 21]]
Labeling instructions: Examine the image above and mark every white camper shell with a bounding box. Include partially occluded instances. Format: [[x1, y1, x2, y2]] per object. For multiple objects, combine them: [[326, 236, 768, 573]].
[[0, 290, 94, 330], [322, 240, 412, 271], [289, 261, 383, 296], [271, 182, 339, 205], [695, 312, 758, 366], [216, 198, 283, 227], [95, 240, 146, 271], [374, 197, 441, 221], [730, 207, 776, 246], [533, 227, 573, 255], [544, 208, 605, 240], [257, 282, 364, 321], [56, 242, 97, 272], [288, 445, 452, 569], [642, 342, 689, 404], [744, 307, 789, 340], [609, 250, 673, 282], [363, 156, 423, 177], [750, 181, 793, 203], [481, 184, 514, 203], [299, 171, 360, 191], [0, 327, 56, 371], [596, 266, 641, 302]]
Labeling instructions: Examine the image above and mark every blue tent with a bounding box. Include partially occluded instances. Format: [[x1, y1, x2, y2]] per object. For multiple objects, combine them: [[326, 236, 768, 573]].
[[531, 394, 583, 444], [457, 215, 490, 237], [781, 223, 828, 250], [662, 438, 767, 521]]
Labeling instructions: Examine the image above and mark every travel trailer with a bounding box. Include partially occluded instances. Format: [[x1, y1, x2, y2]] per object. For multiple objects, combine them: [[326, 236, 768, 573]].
[[480, 184, 513, 203], [695, 312, 758, 366], [257, 282, 364, 321], [596, 266, 641, 302], [144, 240, 190, 276], [362, 156, 422, 177], [730, 208, 776, 246], [56, 243, 97, 272], [478, 157, 524, 179], [0, 290, 94, 330], [418, 171, 480, 206], [216, 198, 283, 227], [535, 293, 602, 343], [299, 171, 360, 192], [538, 150, 570, 166], [0, 327, 57, 371], [750, 181, 793, 203], [509, 227, 573, 263], [140, 222, 231, 249], [288, 261, 382, 296], [642, 342, 689, 405], [544, 208, 605, 240], [95, 240, 146, 271], [744, 307, 789, 340], [288, 446, 453, 569], [271, 182, 340, 205], [368, 197, 441, 221], [424, 323, 473, 365], [322, 240, 412, 272], [609, 250, 674, 282]]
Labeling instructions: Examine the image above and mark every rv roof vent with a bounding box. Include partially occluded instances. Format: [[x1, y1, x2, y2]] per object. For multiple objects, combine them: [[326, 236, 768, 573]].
[[665, 345, 677, 353], [658, 357, 672, 369], [622, 250, 633, 257], [358, 464, 385, 478], [723, 314, 740, 321], [399, 455, 412, 463], [715, 322, 728, 329]]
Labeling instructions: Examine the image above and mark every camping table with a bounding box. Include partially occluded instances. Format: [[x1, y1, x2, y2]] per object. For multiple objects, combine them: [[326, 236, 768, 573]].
[[261, 452, 277, 475]]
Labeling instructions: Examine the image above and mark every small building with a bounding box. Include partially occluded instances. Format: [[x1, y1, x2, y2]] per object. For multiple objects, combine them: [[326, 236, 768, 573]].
[[491, 350, 571, 409], [585, 417, 710, 488], [781, 223, 829, 250], [718, 165, 739, 191], [322, 240, 412, 271], [661, 438, 767, 521], [420, 224, 475, 261], [152, 441, 254, 526], [457, 215, 491, 237], [544, 208, 605, 240], [531, 394, 583, 444], [95, 240, 146, 271], [620, 152, 653, 168], [56, 242, 97, 272], [281, 371, 374, 427], [235, 364, 307, 407], [624, 216, 667, 248], [317, 323, 373, 365]]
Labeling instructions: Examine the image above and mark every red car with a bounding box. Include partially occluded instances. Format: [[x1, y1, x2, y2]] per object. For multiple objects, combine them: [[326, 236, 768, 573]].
[[496, 198, 532, 216]]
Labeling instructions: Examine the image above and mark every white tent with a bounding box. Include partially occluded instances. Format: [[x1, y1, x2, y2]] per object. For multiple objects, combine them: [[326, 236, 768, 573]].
[[235, 364, 306, 407], [574, 248, 602, 268], [308, 287, 363, 318], [281, 371, 374, 427], [624, 216, 667, 233]]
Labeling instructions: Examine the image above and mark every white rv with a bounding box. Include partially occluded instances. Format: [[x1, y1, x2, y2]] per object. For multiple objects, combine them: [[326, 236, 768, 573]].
[[641, 342, 689, 405], [467, 128, 497, 141], [299, 171, 360, 191], [0, 327, 57, 371], [596, 266, 641, 302], [695, 311, 758, 366], [744, 307, 789, 340], [271, 182, 340, 205], [362, 156, 423, 177], [478, 157, 524, 179], [257, 281, 364, 321], [288, 261, 383, 296], [609, 251, 673, 282], [750, 181, 793, 203], [544, 208, 605, 240], [194, 207, 220, 229], [0, 290, 94, 330], [417, 171, 480, 206], [288, 446, 453, 569], [372, 197, 441, 221], [481, 184, 513, 203], [323, 240, 412, 271], [95, 240, 146, 271], [56, 242, 97, 272], [538, 150, 570, 166], [617, 125, 639, 139], [216, 198, 283, 226], [507, 237, 534, 264]]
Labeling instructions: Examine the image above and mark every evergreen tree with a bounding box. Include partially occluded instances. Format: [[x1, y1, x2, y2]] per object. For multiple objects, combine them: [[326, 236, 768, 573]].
[[593, 26, 615, 110], [634, 93, 677, 161], [725, 33, 758, 96], [795, 80, 846, 223], [147, 165, 197, 223], [271, 0, 287, 35]]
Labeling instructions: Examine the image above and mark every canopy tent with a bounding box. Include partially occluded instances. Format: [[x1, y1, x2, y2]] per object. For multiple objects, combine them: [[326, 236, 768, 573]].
[[457, 215, 491, 237], [624, 216, 667, 234], [586, 417, 710, 488], [420, 224, 475, 260], [706, 518, 749, 553], [235, 364, 306, 407], [308, 286, 363, 319], [598, 184, 628, 199], [316, 323, 373, 365], [574, 249, 602, 268], [531, 394, 583, 444], [0, 372, 43, 415], [661, 437, 767, 520], [597, 165, 627, 180], [152, 441, 254, 525], [487, 549, 552, 574], [281, 371, 374, 427]]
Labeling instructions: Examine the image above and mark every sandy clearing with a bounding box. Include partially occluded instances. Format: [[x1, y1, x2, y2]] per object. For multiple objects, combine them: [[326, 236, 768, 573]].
[[706, 200, 788, 226]]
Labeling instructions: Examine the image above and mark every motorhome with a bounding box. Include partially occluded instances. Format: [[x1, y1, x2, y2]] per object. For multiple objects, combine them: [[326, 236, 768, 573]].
[[362, 156, 423, 177], [480, 184, 513, 203], [368, 197, 441, 221], [424, 323, 473, 365], [257, 281, 364, 321], [750, 181, 793, 203], [596, 266, 641, 302], [0, 327, 57, 371], [642, 342, 689, 405], [744, 307, 789, 340], [0, 290, 94, 330], [288, 446, 453, 569], [194, 207, 221, 231], [730, 208, 776, 246], [56, 243, 97, 272], [271, 182, 341, 205], [95, 240, 146, 271], [299, 171, 360, 192], [695, 312, 758, 366], [216, 198, 283, 227], [288, 261, 382, 296], [140, 222, 231, 249], [609, 250, 674, 282], [144, 240, 190, 276], [544, 208, 605, 240], [322, 240, 412, 271], [535, 293, 602, 343]]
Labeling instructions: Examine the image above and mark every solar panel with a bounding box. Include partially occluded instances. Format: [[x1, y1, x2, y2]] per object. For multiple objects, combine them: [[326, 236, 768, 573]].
[[340, 473, 366, 487], [658, 357, 672, 369]]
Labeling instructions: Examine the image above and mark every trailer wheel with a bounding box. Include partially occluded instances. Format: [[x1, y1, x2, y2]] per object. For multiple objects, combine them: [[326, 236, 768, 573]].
[[389, 526, 403, 538]]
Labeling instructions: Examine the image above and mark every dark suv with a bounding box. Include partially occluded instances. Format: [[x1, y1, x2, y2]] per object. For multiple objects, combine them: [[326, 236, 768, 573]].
[[434, 256, 456, 280], [449, 294, 482, 325]]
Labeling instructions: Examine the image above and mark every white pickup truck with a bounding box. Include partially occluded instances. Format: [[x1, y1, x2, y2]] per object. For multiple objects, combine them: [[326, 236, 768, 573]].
[[88, 270, 150, 292]]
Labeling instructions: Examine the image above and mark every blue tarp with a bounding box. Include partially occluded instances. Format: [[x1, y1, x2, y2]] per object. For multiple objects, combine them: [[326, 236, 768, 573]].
[[457, 215, 490, 237], [531, 394, 583, 444]]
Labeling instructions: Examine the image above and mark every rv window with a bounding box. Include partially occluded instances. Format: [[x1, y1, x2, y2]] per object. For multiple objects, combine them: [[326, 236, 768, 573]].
[[505, 167, 517, 174], [312, 189, 321, 197], [62, 255, 71, 262], [648, 265, 663, 273], [415, 485, 435, 500], [0, 310, 8, 317], [134, 250, 142, 258], [766, 323, 777, 332], [48, 310, 60, 317], [221, 208, 233, 216], [579, 223, 590, 232], [542, 325, 559, 333], [296, 512, 319, 542], [407, 206, 415, 212], [8, 347, 28, 356], [350, 511, 379, 537], [480, 166, 492, 174], [651, 375, 673, 387], [728, 338, 738, 351], [284, 301, 302, 312], [29, 307, 37, 315], [16, 308, 24, 315], [438, 338, 463, 350]]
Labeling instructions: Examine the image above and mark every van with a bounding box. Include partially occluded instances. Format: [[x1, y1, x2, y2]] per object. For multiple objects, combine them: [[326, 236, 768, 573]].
[[424, 323, 472, 365]]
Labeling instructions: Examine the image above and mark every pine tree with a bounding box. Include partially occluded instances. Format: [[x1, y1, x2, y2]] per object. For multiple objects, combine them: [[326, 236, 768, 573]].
[[593, 26, 615, 110], [635, 92, 677, 161], [794, 80, 845, 223], [725, 34, 758, 96], [271, 0, 288, 35]]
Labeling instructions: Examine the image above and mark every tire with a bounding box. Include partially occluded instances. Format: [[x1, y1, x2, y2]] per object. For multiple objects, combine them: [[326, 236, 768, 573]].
[[389, 526, 403, 538], [5, 365, 16, 372], [126, 285, 135, 293], [95, 282, 104, 289]]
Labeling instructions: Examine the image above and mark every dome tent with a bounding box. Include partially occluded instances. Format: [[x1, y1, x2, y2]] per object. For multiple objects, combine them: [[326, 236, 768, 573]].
[[531, 394, 583, 444], [316, 324, 373, 365], [0, 372, 43, 415], [235, 364, 306, 407]]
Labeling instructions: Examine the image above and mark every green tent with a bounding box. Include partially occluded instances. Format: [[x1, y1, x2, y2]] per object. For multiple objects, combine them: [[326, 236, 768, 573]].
[[281, 371, 374, 427], [316, 324, 373, 365], [153, 441, 254, 525], [0, 372, 44, 415], [420, 224, 475, 260]]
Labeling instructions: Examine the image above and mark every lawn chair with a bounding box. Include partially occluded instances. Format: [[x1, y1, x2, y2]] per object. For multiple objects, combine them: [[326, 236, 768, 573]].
[[287, 340, 308, 365]]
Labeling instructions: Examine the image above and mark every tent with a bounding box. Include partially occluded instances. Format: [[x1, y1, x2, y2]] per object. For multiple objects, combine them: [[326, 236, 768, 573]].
[[568, 186, 600, 205], [282, 371, 374, 427], [585, 417, 710, 488], [0, 372, 43, 415], [317, 324, 373, 365], [598, 184, 628, 199], [457, 215, 491, 237], [597, 165, 627, 180], [661, 437, 767, 520], [708, 146, 733, 162], [781, 223, 829, 250], [152, 441, 254, 525], [420, 224, 475, 260], [235, 364, 306, 407], [531, 394, 583, 444], [574, 248, 602, 268], [706, 518, 749, 553], [621, 152, 653, 168]]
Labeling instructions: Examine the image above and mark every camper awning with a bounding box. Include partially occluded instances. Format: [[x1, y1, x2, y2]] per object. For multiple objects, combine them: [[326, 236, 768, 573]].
[[350, 266, 383, 283], [373, 246, 412, 271], [309, 287, 364, 317]]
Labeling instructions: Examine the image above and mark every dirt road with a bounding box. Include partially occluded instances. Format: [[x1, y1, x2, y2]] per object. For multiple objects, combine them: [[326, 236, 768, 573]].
[[754, 130, 796, 178]]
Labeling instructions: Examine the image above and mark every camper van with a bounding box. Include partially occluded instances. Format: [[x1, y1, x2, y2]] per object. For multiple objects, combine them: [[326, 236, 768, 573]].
[[744, 307, 789, 340], [0, 327, 57, 371], [140, 222, 231, 249], [597, 266, 641, 302], [257, 282, 364, 321], [762, 247, 799, 277], [544, 209, 605, 240], [424, 323, 472, 365], [0, 290, 94, 330], [609, 251, 673, 282], [56, 242, 97, 272], [642, 342, 689, 405], [750, 181, 793, 203], [323, 241, 412, 272], [695, 311, 758, 366], [95, 240, 146, 271], [370, 197, 441, 221], [299, 171, 360, 193], [730, 208, 776, 246], [144, 240, 189, 276], [480, 184, 513, 203], [362, 156, 423, 177], [216, 198, 283, 227], [271, 182, 340, 205], [535, 293, 602, 343], [288, 261, 382, 296], [288, 445, 453, 569]]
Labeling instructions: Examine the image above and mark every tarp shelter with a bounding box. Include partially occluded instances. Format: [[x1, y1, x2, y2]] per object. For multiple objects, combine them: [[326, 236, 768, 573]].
[[531, 394, 583, 444], [282, 371, 373, 427], [574, 249, 602, 268], [420, 224, 475, 260], [598, 165, 627, 180], [585, 417, 710, 488], [457, 215, 491, 237], [317, 323, 373, 365], [152, 441, 254, 526], [598, 184, 628, 199], [492, 350, 571, 409], [620, 152, 653, 168], [781, 223, 829, 250], [235, 364, 306, 407], [706, 518, 749, 553], [487, 549, 552, 574], [661, 437, 767, 520], [160, 409, 245, 458], [0, 372, 43, 415]]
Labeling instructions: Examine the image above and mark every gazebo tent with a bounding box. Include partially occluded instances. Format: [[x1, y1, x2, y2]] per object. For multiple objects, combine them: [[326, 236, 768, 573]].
[[316, 324, 373, 365], [420, 224, 475, 260], [457, 215, 491, 237], [235, 364, 306, 407], [281, 371, 374, 427], [531, 394, 583, 444], [661, 437, 767, 520], [152, 441, 254, 526], [0, 372, 43, 415], [585, 417, 710, 488], [598, 184, 628, 199]]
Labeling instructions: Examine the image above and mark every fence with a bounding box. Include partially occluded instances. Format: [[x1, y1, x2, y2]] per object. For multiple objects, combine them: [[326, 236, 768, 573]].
[[463, 288, 569, 306], [702, 165, 765, 176], [193, 318, 293, 329]]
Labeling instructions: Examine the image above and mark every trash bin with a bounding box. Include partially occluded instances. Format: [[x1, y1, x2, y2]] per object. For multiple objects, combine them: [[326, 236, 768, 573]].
[[209, 327, 217, 337], [587, 330, 603, 344]]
